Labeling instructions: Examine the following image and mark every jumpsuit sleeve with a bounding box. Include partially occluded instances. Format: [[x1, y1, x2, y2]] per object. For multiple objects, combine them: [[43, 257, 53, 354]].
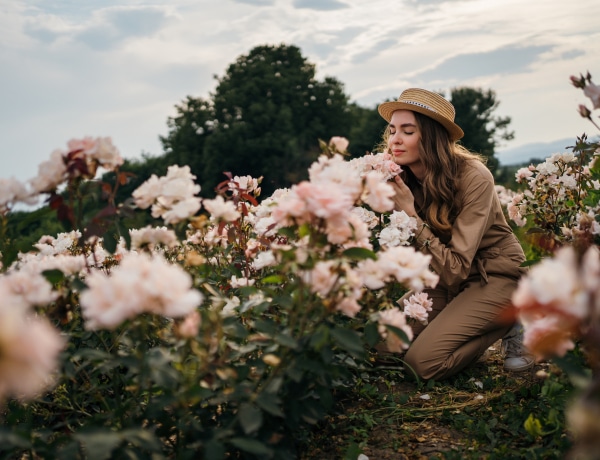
[[413, 167, 496, 287]]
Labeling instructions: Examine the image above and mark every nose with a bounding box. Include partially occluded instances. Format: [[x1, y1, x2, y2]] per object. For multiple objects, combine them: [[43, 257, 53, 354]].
[[389, 130, 402, 144]]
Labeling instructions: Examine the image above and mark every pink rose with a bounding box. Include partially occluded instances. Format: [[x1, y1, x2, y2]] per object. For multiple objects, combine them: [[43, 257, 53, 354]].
[[329, 136, 349, 152]]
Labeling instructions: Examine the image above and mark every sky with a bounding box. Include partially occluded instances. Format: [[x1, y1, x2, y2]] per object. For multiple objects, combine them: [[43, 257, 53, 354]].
[[2, 0, 600, 184]]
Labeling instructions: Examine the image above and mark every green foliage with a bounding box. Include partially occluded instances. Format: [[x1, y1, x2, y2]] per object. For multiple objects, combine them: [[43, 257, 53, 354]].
[[450, 87, 514, 176], [162, 44, 354, 198]]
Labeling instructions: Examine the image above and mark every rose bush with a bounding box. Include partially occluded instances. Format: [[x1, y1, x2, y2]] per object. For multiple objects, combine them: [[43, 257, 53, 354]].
[[503, 72, 600, 459], [0, 137, 433, 458]]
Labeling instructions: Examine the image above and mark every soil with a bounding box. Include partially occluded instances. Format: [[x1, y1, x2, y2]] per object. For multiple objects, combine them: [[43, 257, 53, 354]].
[[301, 340, 553, 460]]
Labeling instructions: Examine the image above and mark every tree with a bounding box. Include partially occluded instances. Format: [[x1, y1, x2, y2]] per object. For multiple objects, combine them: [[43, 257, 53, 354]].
[[162, 44, 354, 198], [347, 103, 387, 158], [450, 87, 514, 176]]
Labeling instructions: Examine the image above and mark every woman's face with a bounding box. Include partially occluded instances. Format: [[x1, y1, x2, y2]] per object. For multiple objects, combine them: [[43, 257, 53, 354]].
[[387, 110, 423, 175]]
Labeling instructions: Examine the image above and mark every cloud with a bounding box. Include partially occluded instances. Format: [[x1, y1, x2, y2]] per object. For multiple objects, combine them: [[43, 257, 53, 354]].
[[76, 7, 171, 50], [416, 44, 554, 81], [292, 0, 348, 11], [230, 0, 275, 5], [351, 38, 397, 64]]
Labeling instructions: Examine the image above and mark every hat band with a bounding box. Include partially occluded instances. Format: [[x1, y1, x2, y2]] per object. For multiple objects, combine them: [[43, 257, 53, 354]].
[[403, 100, 437, 113]]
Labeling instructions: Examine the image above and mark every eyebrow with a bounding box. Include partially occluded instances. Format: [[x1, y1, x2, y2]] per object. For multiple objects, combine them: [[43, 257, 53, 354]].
[[389, 123, 417, 129]]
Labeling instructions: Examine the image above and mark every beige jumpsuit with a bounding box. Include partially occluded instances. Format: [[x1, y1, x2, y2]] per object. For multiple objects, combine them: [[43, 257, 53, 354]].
[[402, 160, 526, 380]]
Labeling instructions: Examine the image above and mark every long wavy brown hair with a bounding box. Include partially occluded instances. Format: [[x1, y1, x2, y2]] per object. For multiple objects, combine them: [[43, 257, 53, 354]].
[[381, 111, 485, 237]]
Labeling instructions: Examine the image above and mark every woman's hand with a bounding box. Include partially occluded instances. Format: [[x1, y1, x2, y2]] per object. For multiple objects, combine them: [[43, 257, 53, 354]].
[[389, 176, 417, 217]]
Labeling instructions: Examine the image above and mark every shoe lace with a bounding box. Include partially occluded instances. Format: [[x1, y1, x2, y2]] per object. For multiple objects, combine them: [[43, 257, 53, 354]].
[[502, 333, 527, 357]]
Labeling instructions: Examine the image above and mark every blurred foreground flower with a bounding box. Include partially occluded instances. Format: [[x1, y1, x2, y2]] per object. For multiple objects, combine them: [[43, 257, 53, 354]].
[[0, 302, 64, 402]]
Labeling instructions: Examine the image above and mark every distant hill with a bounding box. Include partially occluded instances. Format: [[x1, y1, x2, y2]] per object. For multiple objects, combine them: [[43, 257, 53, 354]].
[[496, 137, 576, 166]]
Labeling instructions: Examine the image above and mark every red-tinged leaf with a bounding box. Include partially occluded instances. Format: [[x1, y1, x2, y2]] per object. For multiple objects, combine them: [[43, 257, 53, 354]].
[[239, 192, 258, 206], [93, 205, 117, 220], [57, 204, 74, 227], [48, 194, 64, 210], [117, 171, 133, 185]]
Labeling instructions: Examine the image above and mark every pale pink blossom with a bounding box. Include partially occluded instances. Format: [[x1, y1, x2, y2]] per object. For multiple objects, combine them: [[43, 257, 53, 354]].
[[378, 211, 417, 248], [80, 252, 203, 330], [0, 177, 37, 213], [161, 197, 202, 224], [351, 206, 379, 229], [295, 181, 354, 220], [355, 258, 387, 290], [522, 315, 575, 360], [132, 165, 202, 224], [402, 292, 433, 325], [348, 151, 401, 181], [219, 296, 240, 317], [203, 195, 241, 222], [132, 175, 163, 209], [583, 81, 600, 109], [342, 212, 372, 249], [513, 246, 589, 320], [130, 226, 179, 252], [377, 246, 439, 291], [29, 149, 68, 194], [252, 250, 277, 270], [175, 310, 201, 338], [335, 297, 361, 318], [0, 303, 64, 401], [377, 307, 414, 352], [303, 260, 338, 296], [0, 270, 58, 309], [33, 231, 81, 256], [229, 175, 261, 196], [68, 136, 123, 171], [363, 171, 395, 213], [308, 154, 363, 200], [328, 136, 349, 152], [515, 167, 534, 183], [230, 275, 255, 288]]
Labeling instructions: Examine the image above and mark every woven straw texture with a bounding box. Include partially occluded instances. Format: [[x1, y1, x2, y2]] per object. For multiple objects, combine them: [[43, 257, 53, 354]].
[[378, 88, 464, 140]]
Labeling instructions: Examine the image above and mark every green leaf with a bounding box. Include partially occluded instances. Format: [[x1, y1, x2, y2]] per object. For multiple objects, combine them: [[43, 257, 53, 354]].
[[342, 247, 377, 260], [386, 324, 411, 345], [256, 393, 285, 417], [364, 322, 380, 348], [75, 431, 123, 460], [330, 327, 365, 356], [41, 269, 65, 285], [275, 332, 298, 349], [524, 413, 544, 437], [120, 428, 162, 451], [261, 274, 285, 284], [277, 227, 296, 238], [309, 324, 330, 350], [0, 429, 31, 449], [204, 440, 226, 460], [102, 229, 118, 254], [238, 403, 263, 434], [228, 437, 273, 456]]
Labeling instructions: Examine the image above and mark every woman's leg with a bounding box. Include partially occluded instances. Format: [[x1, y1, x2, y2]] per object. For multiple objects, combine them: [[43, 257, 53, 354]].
[[403, 275, 515, 381]]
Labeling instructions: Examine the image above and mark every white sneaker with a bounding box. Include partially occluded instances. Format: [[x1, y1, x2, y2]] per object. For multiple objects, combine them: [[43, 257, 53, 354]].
[[501, 323, 535, 372]]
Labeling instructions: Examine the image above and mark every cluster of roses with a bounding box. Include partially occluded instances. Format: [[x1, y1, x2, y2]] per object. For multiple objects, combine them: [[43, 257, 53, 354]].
[[0, 137, 437, 404], [502, 73, 600, 362]]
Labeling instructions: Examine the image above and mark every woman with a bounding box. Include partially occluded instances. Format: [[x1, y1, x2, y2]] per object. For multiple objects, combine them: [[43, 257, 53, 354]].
[[377, 88, 533, 380]]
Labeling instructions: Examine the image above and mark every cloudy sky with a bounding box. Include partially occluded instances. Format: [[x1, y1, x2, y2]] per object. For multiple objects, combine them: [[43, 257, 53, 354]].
[[2, 0, 599, 182]]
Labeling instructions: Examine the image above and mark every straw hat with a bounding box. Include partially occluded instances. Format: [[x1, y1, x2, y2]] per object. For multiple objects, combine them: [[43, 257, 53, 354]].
[[378, 88, 464, 140]]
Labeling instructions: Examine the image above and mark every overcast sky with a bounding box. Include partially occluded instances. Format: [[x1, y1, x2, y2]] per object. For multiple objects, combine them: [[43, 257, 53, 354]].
[[2, 0, 599, 183]]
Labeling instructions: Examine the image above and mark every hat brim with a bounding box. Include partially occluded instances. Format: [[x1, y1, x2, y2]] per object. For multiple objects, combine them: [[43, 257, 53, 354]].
[[378, 101, 464, 141]]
